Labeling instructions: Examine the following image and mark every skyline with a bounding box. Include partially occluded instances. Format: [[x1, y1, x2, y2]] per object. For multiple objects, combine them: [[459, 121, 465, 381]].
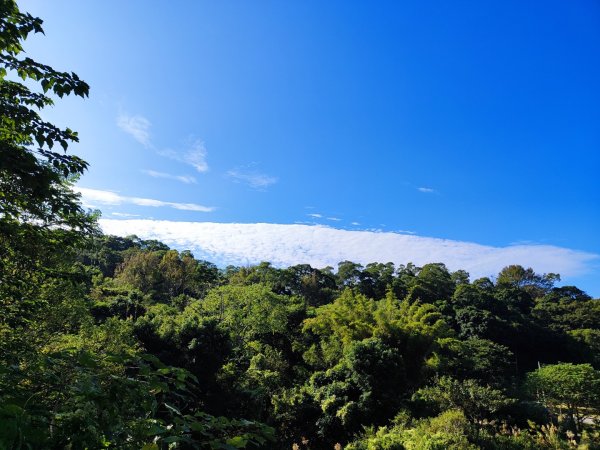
[[99, 219, 596, 281], [21, 0, 600, 294]]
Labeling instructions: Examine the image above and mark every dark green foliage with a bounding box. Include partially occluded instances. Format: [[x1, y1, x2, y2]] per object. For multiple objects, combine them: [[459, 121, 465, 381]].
[[284, 263, 337, 306], [434, 338, 515, 388], [568, 329, 600, 367], [533, 288, 600, 332], [406, 263, 456, 304], [496, 265, 560, 299], [315, 337, 407, 435], [414, 377, 513, 424]]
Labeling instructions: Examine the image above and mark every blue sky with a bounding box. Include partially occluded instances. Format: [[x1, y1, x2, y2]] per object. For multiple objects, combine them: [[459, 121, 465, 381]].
[[21, 1, 600, 295]]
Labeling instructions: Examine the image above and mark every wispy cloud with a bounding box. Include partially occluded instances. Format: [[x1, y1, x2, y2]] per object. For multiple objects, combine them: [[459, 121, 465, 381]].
[[397, 229, 417, 235], [111, 212, 140, 218], [142, 170, 197, 184], [184, 140, 209, 173], [117, 112, 209, 173], [227, 167, 278, 190], [351, 222, 361, 226], [98, 220, 598, 281], [117, 113, 152, 147], [306, 213, 341, 222], [159, 139, 209, 173], [74, 187, 214, 212], [417, 187, 436, 193]]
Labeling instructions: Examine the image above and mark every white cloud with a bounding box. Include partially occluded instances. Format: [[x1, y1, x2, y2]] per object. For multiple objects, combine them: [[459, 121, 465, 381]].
[[227, 168, 278, 190], [117, 113, 209, 173], [351, 222, 361, 226], [308, 213, 323, 218], [78, 187, 122, 205], [327, 217, 341, 222], [184, 140, 209, 173], [74, 187, 214, 212], [117, 114, 152, 147], [417, 187, 436, 193], [142, 170, 197, 184], [98, 219, 597, 281], [111, 212, 140, 218], [159, 140, 209, 173]]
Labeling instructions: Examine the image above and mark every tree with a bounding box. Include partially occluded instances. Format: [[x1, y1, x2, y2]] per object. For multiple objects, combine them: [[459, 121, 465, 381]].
[[526, 363, 600, 437], [496, 265, 559, 298], [405, 263, 455, 304], [114, 249, 163, 295], [303, 289, 377, 366], [284, 264, 337, 306], [306, 337, 408, 443], [415, 377, 512, 427], [0, 0, 96, 326], [336, 260, 364, 288], [346, 409, 478, 450], [568, 329, 600, 367], [358, 262, 396, 300], [533, 289, 600, 333], [0, 0, 91, 226], [434, 337, 515, 388], [201, 284, 291, 344]]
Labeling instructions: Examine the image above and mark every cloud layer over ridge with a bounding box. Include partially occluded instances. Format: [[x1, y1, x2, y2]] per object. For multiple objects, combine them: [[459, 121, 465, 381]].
[[98, 219, 597, 280]]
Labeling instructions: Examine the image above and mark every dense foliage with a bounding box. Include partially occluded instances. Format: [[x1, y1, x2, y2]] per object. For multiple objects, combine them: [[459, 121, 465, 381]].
[[3, 229, 600, 448], [1, 2, 600, 449]]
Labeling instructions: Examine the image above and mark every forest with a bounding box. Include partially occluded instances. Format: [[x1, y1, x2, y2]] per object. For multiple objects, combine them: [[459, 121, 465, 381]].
[[1, 1, 600, 449]]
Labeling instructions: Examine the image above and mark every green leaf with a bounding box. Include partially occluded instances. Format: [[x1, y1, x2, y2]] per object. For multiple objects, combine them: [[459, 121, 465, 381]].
[[225, 436, 248, 448], [77, 351, 98, 368], [141, 444, 159, 450], [0, 404, 24, 416]]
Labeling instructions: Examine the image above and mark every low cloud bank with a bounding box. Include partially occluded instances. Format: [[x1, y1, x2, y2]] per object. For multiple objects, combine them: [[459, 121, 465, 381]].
[[99, 219, 597, 279]]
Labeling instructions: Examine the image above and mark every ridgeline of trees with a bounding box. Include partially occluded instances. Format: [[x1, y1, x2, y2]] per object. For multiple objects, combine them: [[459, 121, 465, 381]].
[[1, 2, 599, 449]]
